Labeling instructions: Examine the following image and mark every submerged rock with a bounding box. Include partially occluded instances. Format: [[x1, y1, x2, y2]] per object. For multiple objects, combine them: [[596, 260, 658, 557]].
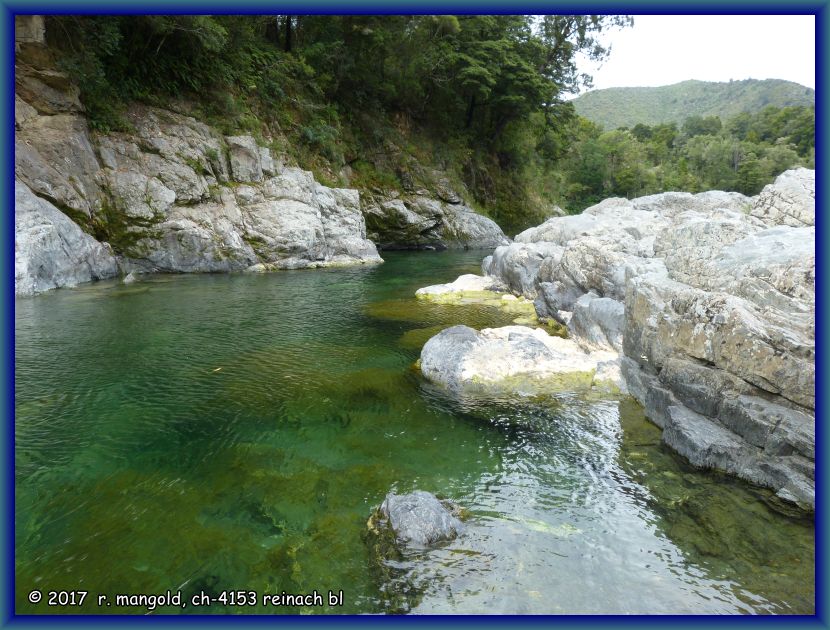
[[415, 273, 506, 296], [374, 491, 464, 548], [122, 271, 140, 284], [415, 274, 539, 323], [364, 490, 465, 613], [420, 324, 623, 395]]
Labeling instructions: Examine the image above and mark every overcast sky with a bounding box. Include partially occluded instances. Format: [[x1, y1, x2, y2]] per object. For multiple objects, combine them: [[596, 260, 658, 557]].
[[572, 15, 815, 95]]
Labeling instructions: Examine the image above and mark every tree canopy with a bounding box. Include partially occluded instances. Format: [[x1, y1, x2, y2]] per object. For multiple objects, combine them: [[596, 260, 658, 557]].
[[41, 15, 812, 232]]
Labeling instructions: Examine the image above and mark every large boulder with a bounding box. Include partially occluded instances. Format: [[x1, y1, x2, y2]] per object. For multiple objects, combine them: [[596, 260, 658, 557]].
[[375, 491, 464, 548], [420, 324, 622, 395], [15, 180, 118, 296], [363, 194, 508, 250]]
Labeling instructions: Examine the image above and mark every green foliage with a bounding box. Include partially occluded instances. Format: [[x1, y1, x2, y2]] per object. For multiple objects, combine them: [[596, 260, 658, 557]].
[[89, 201, 164, 257], [556, 106, 814, 209], [572, 79, 815, 131], [41, 16, 816, 232], [44, 14, 637, 232]]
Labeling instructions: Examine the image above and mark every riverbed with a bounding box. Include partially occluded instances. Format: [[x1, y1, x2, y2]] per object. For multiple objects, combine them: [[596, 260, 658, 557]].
[[14, 251, 814, 614]]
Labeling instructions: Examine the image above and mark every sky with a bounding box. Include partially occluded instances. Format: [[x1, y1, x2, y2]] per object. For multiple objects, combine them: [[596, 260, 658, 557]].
[[572, 15, 815, 96]]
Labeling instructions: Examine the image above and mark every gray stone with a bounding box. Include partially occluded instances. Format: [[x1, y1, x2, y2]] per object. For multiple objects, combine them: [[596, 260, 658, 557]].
[[14, 95, 381, 282], [420, 325, 621, 395], [415, 274, 506, 297], [364, 194, 507, 250], [14, 95, 38, 128], [661, 403, 814, 509], [442, 207, 509, 249], [15, 180, 118, 296], [750, 168, 815, 227], [15, 15, 45, 46], [15, 67, 83, 115], [15, 114, 101, 217], [379, 491, 464, 548], [568, 293, 625, 352], [484, 242, 563, 297], [103, 170, 176, 220], [226, 135, 264, 183], [470, 170, 816, 506], [122, 271, 139, 284]]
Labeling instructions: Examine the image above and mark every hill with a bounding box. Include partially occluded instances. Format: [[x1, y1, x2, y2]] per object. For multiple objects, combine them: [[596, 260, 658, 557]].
[[571, 79, 815, 129]]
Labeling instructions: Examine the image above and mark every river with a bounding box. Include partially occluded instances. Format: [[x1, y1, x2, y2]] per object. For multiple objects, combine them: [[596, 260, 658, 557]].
[[14, 251, 814, 614]]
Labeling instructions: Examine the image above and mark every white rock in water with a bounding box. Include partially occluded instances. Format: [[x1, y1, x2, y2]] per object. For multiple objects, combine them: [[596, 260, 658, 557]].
[[122, 271, 139, 284], [420, 324, 622, 395], [416, 274, 505, 296], [378, 491, 463, 548]]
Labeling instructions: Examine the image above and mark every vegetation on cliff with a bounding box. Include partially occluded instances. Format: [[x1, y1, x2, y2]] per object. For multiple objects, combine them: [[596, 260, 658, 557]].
[[44, 14, 630, 233], [44, 15, 813, 232]]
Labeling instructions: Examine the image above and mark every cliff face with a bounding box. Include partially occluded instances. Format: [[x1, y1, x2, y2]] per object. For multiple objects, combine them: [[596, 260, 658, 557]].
[[13, 22, 507, 296], [15, 62, 384, 296]]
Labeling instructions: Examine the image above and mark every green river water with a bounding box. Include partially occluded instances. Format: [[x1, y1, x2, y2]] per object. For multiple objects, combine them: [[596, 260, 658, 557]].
[[15, 251, 814, 615]]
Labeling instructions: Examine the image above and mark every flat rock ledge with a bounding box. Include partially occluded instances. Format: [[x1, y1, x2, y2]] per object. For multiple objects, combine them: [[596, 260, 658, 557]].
[[420, 325, 624, 396]]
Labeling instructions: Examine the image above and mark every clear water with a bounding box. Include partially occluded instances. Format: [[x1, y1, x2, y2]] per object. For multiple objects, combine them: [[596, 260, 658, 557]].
[[15, 251, 814, 615]]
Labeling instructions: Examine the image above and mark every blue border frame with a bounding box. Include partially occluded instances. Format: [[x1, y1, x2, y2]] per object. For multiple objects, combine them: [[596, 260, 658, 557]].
[[2, 2, 826, 627]]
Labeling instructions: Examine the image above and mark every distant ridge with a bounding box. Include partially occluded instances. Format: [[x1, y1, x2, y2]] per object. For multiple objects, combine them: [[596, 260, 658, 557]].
[[571, 79, 815, 130]]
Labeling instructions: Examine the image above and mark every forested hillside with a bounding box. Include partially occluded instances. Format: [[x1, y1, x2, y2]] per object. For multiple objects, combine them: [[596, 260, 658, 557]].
[[554, 104, 815, 210], [571, 79, 815, 130], [41, 16, 814, 232]]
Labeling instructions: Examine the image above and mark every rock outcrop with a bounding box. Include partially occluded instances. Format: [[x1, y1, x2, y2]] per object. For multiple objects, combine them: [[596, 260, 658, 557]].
[[467, 169, 815, 508], [363, 193, 509, 250], [420, 325, 623, 395], [14, 38, 511, 294], [13, 37, 388, 295], [15, 181, 118, 296], [15, 93, 382, 294]]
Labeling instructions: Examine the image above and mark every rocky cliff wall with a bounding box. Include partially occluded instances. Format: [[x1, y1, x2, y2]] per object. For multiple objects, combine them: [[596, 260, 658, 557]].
[[477, 169, 815, 508], [14, 35, 507, 295]]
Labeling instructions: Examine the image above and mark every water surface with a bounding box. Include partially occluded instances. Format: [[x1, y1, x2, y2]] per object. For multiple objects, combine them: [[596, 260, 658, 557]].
[[15, 251, 814, 614]]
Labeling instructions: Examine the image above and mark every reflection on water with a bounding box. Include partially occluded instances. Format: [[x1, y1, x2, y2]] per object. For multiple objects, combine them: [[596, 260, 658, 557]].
[[15, 251, 813, 614]]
